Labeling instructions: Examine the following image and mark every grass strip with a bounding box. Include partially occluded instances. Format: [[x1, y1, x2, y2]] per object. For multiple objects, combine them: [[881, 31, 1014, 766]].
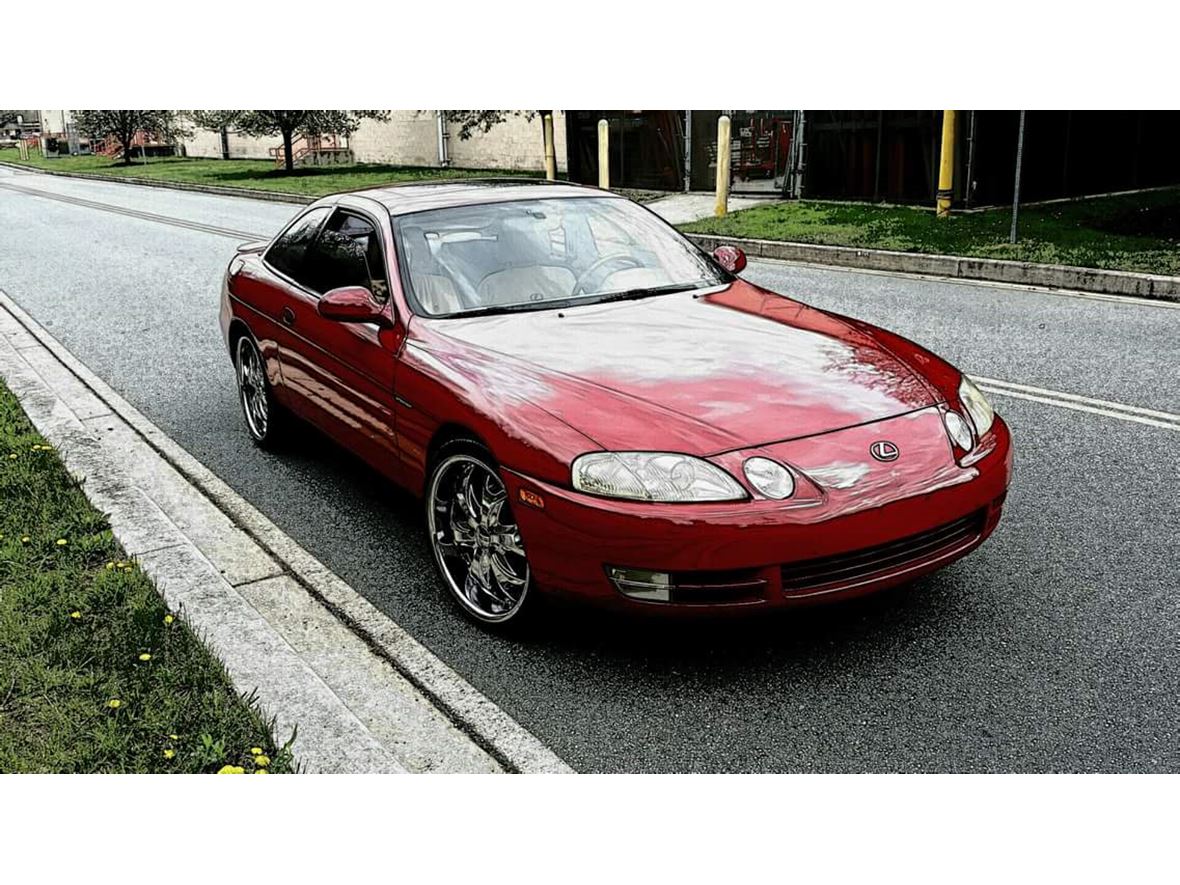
[[0, 147, 541, 197], [680, 189, 1180, 276], [0, 379, 292, 773]]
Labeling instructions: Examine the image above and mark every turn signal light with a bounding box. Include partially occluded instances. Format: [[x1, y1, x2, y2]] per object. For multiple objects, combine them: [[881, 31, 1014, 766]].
[[518, 488, 545, 509]]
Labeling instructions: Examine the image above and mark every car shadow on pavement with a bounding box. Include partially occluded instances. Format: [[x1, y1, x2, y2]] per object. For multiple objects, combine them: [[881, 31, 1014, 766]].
[[525, 575, 960, 663], [265, 416, 981, 673]]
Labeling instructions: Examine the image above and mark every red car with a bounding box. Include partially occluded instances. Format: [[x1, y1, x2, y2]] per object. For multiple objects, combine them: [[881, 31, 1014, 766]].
[[220, 181, 1011, 628]]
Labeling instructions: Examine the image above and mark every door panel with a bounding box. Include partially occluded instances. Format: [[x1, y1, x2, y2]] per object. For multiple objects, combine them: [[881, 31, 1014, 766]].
[[276, 208, 402, 481]]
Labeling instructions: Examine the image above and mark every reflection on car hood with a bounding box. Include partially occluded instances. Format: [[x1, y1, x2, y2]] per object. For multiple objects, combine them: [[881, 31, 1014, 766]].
[[422, 280, 939, 455]]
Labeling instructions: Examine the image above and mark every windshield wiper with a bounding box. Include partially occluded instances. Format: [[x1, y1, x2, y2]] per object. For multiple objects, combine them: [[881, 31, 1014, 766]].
[[589, 282, 706, 304], [448, 300, 562, 319], [445, 282, 706, 319]]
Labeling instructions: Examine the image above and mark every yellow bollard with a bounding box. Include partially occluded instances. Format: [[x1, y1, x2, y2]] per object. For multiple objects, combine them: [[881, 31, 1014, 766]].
[[597, 119, 609, 189], [715, 115, 731, 217], [543, 114, 557, 181], [936, 110, 956, 218]]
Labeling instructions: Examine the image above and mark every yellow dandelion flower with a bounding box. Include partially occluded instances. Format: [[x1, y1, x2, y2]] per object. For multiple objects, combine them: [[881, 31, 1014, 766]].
[[217, 765, 246, 775], [252, 754, 271, 768], [254, 769, 269, 775], [70, 611, 82, 620], [163, 614, 175, 625], [107, 699, 122, 709], [116, 561, 126, 568], [20, 536, 30, 544], [163, 748, 176, 760], [105, 561, 115, 570], [168, 734, 179, 741], [56, 538, 68, 546], [138, 653, 152, 662], [250, 747, 263, 756]]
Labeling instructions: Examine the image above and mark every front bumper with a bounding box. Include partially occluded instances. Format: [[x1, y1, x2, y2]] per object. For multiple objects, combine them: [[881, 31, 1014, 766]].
[[501, 412, 1012, 613]]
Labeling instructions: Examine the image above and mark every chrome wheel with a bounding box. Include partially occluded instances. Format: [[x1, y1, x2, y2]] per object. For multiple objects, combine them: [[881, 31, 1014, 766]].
[[427, 452, 530, 623], [236, 336, 269, 441]]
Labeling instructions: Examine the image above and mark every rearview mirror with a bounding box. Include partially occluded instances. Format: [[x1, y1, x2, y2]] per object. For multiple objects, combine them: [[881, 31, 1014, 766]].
[[712, 245, 747, 274], [317, 286, 392, 328]]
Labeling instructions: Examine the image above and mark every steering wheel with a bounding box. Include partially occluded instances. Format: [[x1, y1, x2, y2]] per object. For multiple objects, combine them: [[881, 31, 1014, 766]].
[[572, 254, 644, 296]]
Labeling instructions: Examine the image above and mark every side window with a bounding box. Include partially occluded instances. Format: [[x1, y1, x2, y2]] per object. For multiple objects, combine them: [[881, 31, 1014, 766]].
[[304, 210, 390, 300], [265, 207, 331, 287]]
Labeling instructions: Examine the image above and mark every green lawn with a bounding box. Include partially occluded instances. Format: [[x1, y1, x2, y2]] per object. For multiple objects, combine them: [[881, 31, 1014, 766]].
[[0, 381, 292, 773], [0, 147, 542, 197], [681, 189, 1180, 276]]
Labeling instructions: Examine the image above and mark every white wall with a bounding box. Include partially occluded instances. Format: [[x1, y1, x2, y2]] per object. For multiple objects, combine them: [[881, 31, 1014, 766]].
[[178, 111, 567, 172]]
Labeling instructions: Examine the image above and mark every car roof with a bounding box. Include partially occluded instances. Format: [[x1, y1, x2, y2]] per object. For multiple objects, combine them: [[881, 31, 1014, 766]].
[[347, 178, 622, 216]]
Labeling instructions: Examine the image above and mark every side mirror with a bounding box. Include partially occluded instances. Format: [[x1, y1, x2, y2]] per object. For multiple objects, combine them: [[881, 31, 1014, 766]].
[[712, 245, 747, 274], [317, 286, 392, 328]]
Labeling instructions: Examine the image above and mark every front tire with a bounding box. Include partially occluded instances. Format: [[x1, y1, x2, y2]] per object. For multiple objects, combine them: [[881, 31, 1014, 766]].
[[235, 334, 284, 449], [426, 441, 534, 627]]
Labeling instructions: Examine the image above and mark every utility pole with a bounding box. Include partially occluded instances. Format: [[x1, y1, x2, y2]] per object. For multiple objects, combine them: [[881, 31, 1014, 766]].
[[936, 110, 956, 218], [1010, 110, 1027, 244]]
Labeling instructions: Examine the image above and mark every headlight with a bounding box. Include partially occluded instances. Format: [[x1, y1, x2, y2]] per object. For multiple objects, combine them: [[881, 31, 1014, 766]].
[[959, 375, 995, 438], [572, 452, 746, 502], [743, 457, 795, 499]]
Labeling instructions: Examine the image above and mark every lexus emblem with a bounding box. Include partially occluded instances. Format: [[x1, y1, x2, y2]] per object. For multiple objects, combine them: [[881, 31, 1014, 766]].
[[870, 441, 899, 462]]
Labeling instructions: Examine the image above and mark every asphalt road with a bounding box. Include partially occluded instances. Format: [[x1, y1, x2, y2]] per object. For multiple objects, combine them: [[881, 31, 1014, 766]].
[[2, 166, 1177, 772]]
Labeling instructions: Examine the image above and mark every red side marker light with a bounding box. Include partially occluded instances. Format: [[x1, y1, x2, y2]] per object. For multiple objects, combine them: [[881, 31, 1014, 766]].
[[518, 488, 545, 509]]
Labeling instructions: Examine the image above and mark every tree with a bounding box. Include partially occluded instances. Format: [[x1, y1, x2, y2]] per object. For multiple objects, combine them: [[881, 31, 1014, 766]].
[[71, 110, 186, 164], [191, 110, 389, 173], [441, 110, 538, 141]]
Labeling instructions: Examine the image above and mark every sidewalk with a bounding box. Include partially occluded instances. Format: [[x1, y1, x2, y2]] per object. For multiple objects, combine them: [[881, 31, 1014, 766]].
[[646, 192, 774, 225], [0, 290, 571, 774]]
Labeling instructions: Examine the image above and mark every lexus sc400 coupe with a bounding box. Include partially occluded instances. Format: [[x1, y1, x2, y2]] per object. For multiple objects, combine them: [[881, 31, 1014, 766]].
[[220, 181, 1012, 627]]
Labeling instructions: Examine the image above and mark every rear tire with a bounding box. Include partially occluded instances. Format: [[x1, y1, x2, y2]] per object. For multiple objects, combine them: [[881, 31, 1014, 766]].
[[234, 334, 286, 449], [426, 439, 536, 629]]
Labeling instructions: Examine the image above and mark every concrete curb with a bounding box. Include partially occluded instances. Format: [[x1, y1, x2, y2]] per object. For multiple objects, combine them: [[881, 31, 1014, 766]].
[[0, 160, 313, 205], [685, 233, 1180, 303], [0, 289, 572, 774]]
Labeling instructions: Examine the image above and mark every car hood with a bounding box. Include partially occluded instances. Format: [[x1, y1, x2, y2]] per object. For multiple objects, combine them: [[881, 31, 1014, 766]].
[[421, 280, 940, 455]]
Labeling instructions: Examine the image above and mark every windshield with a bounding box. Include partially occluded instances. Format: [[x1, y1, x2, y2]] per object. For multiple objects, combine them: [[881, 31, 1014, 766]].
[[392, 196, 729, 317]]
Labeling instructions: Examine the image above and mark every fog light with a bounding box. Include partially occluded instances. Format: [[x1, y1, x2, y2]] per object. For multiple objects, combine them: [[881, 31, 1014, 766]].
[[607, 567, 671, 602], [943, 410, 974, 451]]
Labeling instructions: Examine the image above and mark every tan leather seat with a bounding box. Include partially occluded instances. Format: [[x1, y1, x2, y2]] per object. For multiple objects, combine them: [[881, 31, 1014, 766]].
[[403, 228, 467, 315], [415, 274, 464, 315]]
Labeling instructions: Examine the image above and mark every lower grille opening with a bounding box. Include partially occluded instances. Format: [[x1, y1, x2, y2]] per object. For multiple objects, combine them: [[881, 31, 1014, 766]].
[[780, 510, 986, 596], [668, 569, 768, 605]]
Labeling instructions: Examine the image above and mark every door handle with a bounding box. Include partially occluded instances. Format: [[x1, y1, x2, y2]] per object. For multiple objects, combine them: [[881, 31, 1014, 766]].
[[280, 307, 296, 327]]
